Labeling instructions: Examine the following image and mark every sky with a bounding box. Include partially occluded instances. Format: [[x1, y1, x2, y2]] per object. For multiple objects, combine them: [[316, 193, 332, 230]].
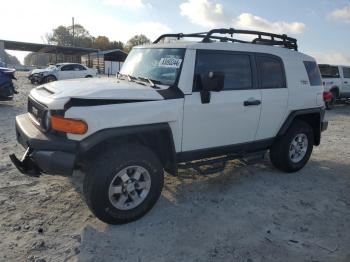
[[1, 0, 349, 65]]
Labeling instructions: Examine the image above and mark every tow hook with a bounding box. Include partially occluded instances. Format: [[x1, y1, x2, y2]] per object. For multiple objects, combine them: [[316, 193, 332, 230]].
[[9, 148, 41, 177]]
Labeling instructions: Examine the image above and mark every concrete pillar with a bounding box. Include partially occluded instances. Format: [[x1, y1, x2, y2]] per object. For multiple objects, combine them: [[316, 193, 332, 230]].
[[0, 41, 6, 67]]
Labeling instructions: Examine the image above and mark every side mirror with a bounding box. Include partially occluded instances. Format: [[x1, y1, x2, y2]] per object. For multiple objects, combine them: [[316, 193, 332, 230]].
[[200, 71, 225, 104]]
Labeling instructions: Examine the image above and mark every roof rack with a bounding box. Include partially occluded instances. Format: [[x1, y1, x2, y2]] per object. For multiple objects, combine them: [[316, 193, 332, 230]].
[[153, 28, 298, 51]]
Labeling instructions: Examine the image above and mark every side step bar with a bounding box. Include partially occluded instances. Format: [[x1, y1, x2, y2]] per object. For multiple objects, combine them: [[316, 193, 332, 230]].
[[178, 151, 266, 175]]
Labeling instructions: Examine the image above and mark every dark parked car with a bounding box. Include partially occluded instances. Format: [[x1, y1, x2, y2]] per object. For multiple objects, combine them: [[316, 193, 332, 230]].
[[0, 67, 17, 100]]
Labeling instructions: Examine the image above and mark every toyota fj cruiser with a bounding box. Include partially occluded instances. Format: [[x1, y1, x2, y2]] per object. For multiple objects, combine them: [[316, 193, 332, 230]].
[[10, 29, 328, 224]]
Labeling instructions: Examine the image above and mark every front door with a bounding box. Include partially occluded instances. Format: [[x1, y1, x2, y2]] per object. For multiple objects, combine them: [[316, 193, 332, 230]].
[[181, 50, 262, 152]]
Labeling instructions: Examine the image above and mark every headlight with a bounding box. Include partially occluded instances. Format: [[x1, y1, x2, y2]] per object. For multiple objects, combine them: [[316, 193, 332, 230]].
[[42, 110, 51, 131]]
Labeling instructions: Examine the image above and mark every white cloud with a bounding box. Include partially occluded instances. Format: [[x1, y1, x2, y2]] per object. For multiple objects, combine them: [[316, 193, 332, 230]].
[[310, 52, 350, 65], [180, 0, 229, 27], [234, 13, 305, 34], [179, 0, 306, 34], [103, 0, 146, 9], [330, 4, 350, 23]]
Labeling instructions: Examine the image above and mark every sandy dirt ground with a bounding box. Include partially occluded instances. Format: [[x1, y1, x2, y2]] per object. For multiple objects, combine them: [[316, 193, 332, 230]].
[[0, 72, 350, 262]]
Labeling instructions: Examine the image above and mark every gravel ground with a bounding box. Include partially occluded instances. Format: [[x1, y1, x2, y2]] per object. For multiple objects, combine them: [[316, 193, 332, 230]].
[[0, 72, 350, 262]]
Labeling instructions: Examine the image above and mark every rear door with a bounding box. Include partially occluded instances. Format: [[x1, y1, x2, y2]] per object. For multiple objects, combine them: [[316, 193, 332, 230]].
[[73, 64, 88, 78], [341, 67, 350, 95], [58, 64, 75, 80], [181, 50, 262, 151], [254, 55, 289, 140]]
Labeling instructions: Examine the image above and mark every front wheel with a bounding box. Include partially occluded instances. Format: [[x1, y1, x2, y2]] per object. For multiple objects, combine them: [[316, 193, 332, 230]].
[[44, 75, 57, 83], [270, 121, 314, 173], [83, 143, 164, 224]]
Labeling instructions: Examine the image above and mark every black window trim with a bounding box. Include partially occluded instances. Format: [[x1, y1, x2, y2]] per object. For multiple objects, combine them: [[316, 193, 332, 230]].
[[192, 50, 287, 92], [193, 49, 257, 92], [342, 66, 350, 79], [256, 54, 287, 90]]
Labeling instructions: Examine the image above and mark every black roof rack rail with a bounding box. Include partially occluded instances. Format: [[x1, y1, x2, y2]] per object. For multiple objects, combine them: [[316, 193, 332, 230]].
[[153, 28, 298, 51]]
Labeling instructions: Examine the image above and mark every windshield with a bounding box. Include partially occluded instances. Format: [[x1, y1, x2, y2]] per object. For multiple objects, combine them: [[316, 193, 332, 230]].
[[119, 48, 185, 86], [318, 65, 340, 78]]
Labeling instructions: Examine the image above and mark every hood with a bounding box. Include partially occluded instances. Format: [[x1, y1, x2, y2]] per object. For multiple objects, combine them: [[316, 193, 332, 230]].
[[31, 67, 56, 75], [0, 67, 15, 75], [30, 77, 165, 109]]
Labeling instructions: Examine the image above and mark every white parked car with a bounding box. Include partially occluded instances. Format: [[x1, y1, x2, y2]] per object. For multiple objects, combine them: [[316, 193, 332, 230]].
[[28, 63, 97, 84], [319, 64, 350, 108], [11, 28, 328, 224]]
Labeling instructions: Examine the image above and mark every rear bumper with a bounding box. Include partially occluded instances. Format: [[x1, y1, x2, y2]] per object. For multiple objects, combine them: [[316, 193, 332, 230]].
[[11, 113, 78, 176]]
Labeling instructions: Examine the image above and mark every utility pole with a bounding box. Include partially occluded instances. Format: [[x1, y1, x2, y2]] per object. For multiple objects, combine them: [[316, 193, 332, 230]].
[[72, 17, 75, 47]]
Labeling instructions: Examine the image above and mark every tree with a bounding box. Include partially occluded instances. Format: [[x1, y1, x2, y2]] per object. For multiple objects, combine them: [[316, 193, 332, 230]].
[[46, 26, 72, 46], [4, 52, 21, 66], [93, 36, 111, 50], [46, 24, 92, 47], [125, 35, 151, 52], [108, 41, 125, 51]]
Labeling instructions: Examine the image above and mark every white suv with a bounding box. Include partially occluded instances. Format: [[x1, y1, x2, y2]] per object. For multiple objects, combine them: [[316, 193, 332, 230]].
[[319, 64, 350, 108], [10, 29, 328, 224], [28, 63, 97, 84]]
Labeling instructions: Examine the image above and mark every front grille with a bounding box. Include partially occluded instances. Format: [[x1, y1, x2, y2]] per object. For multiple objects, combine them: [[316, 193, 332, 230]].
[[27, 96, 48, 130]]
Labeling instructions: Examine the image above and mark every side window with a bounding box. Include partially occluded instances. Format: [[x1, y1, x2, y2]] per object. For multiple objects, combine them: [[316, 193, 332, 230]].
[[304, 61, 322, 86], [194, 52, 253, 91], [257, 56, 285, 89], [75, 64, 86, 71], [343, 67, 350, 78], [61, 65, 74, 71]]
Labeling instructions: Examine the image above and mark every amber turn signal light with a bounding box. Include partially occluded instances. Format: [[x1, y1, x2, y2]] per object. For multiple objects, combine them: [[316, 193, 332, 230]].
[[51, 116, 88, 134]]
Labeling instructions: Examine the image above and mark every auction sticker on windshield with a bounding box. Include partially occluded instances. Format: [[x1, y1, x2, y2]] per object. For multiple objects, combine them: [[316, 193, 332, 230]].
[[159, 58, 182, 68]]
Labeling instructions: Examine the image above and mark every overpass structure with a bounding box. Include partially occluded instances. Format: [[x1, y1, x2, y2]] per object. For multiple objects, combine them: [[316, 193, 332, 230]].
[[0, 39, 98, 67]]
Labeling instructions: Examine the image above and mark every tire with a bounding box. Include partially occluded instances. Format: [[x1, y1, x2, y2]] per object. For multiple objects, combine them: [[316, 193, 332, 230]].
[[85, 75, 92, 78], [83, 143, 164, 224], [270, 120, 314, 173], [44, 75, 57, 83], [327, 90, 337, 109]]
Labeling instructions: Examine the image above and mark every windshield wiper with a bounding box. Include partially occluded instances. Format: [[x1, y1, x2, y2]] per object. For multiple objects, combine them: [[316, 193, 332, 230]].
[[137, 77, 161, 89]]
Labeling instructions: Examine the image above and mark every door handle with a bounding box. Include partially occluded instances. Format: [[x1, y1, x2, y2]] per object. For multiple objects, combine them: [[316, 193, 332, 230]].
[[244, 99, 261, 106], [345, 81, 348, 84]]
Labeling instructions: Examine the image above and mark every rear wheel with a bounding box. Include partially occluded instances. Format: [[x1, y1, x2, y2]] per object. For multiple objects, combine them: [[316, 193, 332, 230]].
[[270, 121, 314, 173], [83, 143, 164, 224]]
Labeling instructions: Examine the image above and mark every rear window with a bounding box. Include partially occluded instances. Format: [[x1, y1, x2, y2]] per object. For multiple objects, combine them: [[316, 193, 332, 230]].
[[318, 65, 340, 78], [304, 61, 322, 86]]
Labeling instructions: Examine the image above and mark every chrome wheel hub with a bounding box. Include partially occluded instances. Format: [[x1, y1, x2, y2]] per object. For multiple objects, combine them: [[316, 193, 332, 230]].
[[289, 133, 308, 163], [108, 166, 151, 210]]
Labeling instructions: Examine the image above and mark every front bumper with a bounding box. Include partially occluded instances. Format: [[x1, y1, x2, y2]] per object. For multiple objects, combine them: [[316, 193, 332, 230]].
[[10, 113, 78, 176]]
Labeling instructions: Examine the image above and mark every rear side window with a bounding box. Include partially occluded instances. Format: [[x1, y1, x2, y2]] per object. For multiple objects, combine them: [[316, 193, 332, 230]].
[[304, 61, 322, 86], [257, 56, 285, 89], [194, 51, 253, 91], [343, 67, 350, 78]]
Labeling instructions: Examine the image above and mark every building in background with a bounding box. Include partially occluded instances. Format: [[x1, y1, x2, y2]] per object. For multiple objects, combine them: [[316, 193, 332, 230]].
[[82, 49, 127, 76]]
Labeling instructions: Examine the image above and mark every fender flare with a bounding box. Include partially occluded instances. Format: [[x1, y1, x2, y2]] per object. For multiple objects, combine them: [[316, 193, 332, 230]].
[[78, 123, 177, 175], [277, 107, 325, 145]]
